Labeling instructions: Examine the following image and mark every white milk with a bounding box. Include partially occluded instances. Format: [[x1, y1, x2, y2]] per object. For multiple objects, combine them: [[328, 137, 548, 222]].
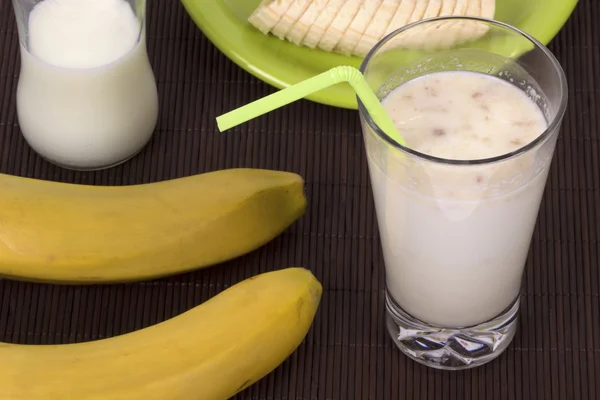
[[16, 0, 158, 169], [369, 71, 549, 328]]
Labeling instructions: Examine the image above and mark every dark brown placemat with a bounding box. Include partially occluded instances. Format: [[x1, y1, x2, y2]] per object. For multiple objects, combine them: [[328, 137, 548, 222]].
[[0, 1, 598, 399]]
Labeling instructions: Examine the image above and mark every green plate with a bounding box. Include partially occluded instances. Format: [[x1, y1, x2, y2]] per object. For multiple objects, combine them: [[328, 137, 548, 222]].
[[181, 0, 578, 110]]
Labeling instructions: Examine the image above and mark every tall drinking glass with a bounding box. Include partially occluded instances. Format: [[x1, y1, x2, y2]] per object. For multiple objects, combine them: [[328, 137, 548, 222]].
[[11, 0, 159, 171], [358, 17, 567, 370]]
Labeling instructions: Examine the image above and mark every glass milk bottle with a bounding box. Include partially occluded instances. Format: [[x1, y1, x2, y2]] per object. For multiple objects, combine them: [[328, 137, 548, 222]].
[[11, 0, 159, 171]]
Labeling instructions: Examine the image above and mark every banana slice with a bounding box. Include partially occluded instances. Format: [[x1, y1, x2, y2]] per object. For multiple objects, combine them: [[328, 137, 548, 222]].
[[286, 0, 330, 45], [407, 0, 429, 24], [460, 0, 482, 41], [401, 0, 473, 51], [384, 0, 415, 35], [302, 0, 345, 48], [353, 0, 401, 57], [439, 0, 457, 16], [464, 0, 481, 18], [248, 0, 495, 57], [271, 0, 313, 39], [420, 0, 456, 47], [388, 0, 441, 47], [248, 0, 294, 35], [473, 0, 494, 37], [437, 0, 470, 48], [480, 0, 495, 18], [423, 0, 443, 19], [318, 0, 363, 51], [336, 0, 383, 55], [405, 0, 445, 46], [420, 0, 444, 41], [453, 0, 469, 15]]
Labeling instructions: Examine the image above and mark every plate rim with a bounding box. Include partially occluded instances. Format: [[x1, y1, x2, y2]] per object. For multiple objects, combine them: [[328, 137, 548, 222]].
[[181, 0, 579, 110]]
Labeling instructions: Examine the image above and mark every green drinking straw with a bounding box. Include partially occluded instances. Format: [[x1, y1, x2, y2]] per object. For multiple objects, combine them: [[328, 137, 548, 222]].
[[216, 66, 406, 147]]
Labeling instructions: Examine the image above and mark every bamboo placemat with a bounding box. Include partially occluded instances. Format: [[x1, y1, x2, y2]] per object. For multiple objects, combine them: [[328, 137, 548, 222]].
[[0, 0, 597, 398]]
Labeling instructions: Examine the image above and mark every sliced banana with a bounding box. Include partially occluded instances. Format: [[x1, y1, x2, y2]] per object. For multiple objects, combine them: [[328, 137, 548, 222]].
[[454, 0, 469, 14], [480, 0, 495, 18], [425, 0, 457, 47], [318, 0, 363, 51], [249, 0, 495, 57], [417, 0, 445, 45], [437, 0, 470, 48], [464, 0, 482, 19], [248, 0, 294, 35], [286, 0, 330, 45], [473, 0, 494, 36], [407, 0, 429, 24], [302, 0, 345, 48], [405, 0, 445, 47], [423, 0, 443, 19], [439, 0, 457, 16], [459, 0, 482, 42], [384, 0, 416, 35], [353, 0, 402, 57], [271, 0, 313, 39], [477, 0, 495, 36], [400, 0, 477, 51], [336, 0, 383, 55]]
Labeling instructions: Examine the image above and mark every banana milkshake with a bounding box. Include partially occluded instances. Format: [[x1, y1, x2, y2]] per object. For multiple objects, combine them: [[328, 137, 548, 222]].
[[370, 70, 548, 328], [355, 12, 567, 370]]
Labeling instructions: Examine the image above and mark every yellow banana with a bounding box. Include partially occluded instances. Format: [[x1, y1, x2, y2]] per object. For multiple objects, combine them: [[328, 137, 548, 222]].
[[0, 267, 323, 400], [0, 168, 306, 283]]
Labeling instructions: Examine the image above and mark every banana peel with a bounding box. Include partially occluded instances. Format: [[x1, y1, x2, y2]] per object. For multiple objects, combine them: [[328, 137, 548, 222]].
[[0, 168, 306, 284], [0, 267, 323, 400]]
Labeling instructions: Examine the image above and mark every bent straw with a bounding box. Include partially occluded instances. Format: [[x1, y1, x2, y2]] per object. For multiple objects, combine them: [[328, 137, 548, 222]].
[[216, 66, 406, 147]]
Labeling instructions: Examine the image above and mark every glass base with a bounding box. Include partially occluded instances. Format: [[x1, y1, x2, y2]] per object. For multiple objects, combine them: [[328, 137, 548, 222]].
[[385, 290, 519, 371]]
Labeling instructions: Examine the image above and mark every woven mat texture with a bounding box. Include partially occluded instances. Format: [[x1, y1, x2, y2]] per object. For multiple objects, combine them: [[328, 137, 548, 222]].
[[0, 1, 598, 399]]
